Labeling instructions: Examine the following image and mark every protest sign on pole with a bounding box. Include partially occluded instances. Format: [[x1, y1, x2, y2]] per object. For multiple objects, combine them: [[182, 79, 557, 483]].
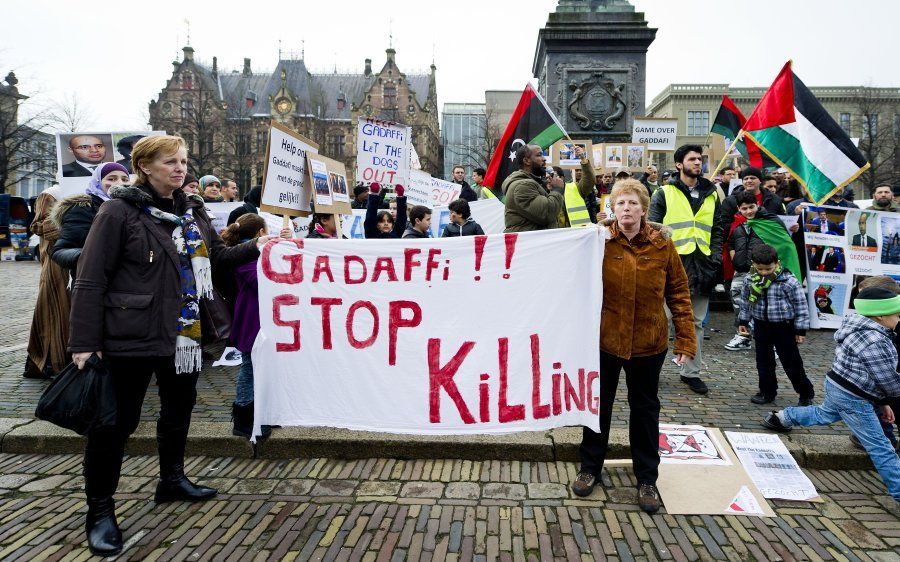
[[405, 169, 432, 207], [356, 117, 411, 188], [252, 228, 603, 437], [259, 122, 318, 218], [631, 117, 678, 151]]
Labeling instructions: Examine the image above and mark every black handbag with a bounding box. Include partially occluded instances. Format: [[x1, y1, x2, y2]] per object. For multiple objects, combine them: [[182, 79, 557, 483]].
[[35, 354, 117, 435]]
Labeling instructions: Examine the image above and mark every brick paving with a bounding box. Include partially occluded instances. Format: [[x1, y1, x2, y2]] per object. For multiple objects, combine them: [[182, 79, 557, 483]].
[[0, 261, 848, 435], [0, 452, 899, 561]]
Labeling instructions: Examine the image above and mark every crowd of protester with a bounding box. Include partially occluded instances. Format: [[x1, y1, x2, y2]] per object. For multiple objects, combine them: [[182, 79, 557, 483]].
[[19, 135, 900, 554]]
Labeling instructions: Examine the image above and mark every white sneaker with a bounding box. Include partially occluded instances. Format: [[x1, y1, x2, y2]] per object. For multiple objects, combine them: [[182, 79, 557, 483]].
[[724, 334, 752, 351]]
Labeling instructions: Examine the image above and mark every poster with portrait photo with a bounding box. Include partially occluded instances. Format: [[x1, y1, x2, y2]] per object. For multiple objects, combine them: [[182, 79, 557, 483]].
[[551, 140, 592, 169], [806, 244, 846, 274], [880, 214, 900, 266], [329, 171, 350, 203], [309, 158, 333, 207], [803, 206, 847, 239], [626, 145, 646, 169], [56, 130, 163, 196], [846, 211, 879, 251], [605, 145, 623, 168]]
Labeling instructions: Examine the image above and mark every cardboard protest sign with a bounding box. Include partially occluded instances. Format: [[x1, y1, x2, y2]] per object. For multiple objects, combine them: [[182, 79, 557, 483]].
[[356, 117, 411, 188], [260, 122, 318, 217], [306, 153, 352, 216], [252, 228, 604, 437], [430, 177, 462, 208], [631, 117, 678, 151], [56, 130, 165, 196], [656, 425, 774, 517], [550, 140, 592, 169]]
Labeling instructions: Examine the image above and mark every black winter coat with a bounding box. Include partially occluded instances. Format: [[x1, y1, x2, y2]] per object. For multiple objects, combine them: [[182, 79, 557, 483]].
[[728, 211, 784, 273], [719, 189, 785, 226], [441, 219, 485, 237], [647, 177, 725, 296], [68, 185, 259, 357], [50, 193, 105, 272]]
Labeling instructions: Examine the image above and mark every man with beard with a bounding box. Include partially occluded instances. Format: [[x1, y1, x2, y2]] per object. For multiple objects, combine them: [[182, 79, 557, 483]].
[[649, 144, 725, 395], [502, 144, 562, 232], [868, 184, 899, 212]]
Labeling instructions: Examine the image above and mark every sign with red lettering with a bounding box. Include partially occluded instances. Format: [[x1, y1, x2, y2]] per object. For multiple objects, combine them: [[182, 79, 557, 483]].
[[356, 117, 411, 189], [252, 228, 604, 436]]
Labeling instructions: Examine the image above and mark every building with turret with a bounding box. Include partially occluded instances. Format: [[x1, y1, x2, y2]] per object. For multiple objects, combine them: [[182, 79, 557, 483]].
[[149, 46, 441, 192]]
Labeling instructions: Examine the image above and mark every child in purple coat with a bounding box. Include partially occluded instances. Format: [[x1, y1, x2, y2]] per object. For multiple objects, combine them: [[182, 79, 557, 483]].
[[222, 214, 292, 438]]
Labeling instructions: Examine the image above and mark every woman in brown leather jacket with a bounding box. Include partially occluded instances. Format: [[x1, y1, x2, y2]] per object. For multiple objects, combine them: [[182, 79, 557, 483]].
[[571, 179, 697, 514], [68, 135, 274, 556]]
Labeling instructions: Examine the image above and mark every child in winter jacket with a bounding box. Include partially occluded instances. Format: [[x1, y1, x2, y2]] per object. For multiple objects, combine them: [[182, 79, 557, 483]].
[[763, 286, 900, 502], [363, 183, 407, 239], [221, 214, 292, 438], [441, 198, 485, 237], [738, 244, 813, 405]]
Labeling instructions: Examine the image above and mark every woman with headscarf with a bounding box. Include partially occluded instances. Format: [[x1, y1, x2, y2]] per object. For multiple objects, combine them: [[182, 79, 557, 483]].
[[23, 184, 70, 379], [51, 162, 130, 273], [199, 175, 223, 202], [181, 173, 200, 196]]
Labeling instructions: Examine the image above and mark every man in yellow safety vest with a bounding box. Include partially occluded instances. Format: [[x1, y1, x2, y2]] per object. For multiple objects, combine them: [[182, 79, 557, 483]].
[[648, 144, 725, 395]]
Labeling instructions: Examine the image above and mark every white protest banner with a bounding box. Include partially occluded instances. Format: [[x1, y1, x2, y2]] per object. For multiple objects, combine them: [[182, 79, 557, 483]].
[[260, 123, 317, 217], [430, 177, 462, 208], [725, 432, 820, 501], [631, 118, 678, 151], [252, 228, 603, 436], [356, 117, 411, 188], [405, 170, 433, 207], [56, 130, 165, 197]]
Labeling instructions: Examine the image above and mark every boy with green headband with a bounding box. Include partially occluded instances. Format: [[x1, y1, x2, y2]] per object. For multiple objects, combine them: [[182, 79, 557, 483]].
[[763, 286, 900, 503], [738, 244, 813, 406]]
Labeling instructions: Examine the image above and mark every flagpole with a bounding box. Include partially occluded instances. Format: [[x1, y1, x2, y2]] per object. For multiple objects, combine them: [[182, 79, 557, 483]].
[[709, 130, 744, 179]]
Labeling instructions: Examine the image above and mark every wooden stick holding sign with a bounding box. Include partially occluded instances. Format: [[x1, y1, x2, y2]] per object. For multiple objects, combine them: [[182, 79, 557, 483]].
[[306, 153, 352, 238], [259, 122, 318, 226]]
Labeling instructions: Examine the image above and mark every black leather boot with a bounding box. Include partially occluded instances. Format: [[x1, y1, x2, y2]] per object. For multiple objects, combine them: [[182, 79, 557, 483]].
[[86, 496, 122, 556], [232, 402, 271, 439], [155, 465, 217, 503]]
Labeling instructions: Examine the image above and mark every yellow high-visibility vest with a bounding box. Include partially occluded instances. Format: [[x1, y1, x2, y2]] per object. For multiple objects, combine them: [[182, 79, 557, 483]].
[[564, 182, 592, 227], [661, 184, 715, 255], [481, 185, 497, 199]]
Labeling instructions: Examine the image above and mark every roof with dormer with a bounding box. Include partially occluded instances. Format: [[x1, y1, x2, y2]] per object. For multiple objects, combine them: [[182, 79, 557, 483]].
[[176, 49, 432, 121]]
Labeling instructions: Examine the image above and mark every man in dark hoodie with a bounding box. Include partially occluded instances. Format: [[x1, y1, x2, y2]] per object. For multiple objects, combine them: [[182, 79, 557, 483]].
[[648, 144, 725, 394], [403, 205, 432, 238], [227, 186, 262, 226], [442, 199, 485, 237]]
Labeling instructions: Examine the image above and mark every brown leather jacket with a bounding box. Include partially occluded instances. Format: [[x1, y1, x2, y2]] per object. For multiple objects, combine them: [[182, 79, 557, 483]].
[[69, 185, 259, 357], [601, 221, 697, 360]]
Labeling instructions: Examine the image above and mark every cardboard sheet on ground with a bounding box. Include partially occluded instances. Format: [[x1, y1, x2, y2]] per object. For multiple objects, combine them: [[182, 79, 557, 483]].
[[725, 431, 822, 502], [656, 425, 774, 517]]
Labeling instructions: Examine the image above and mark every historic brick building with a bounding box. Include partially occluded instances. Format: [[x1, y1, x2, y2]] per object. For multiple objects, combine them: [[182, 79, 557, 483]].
[[149, 46, 442, 191]]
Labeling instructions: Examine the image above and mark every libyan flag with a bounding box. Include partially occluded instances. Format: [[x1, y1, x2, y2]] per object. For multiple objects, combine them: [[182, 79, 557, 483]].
[[711, 96, 775, 169], [483, 84, 567, 190], [744, 62, 869, 204], [747, 217, 803, 282]]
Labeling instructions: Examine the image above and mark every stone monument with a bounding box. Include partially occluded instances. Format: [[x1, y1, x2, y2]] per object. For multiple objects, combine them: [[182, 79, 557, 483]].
[[533, 0, 656, 143]]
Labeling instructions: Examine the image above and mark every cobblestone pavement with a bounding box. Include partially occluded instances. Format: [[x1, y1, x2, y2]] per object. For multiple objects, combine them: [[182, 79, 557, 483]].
[[0, 262, 846, 434], [0, 261, 847, 436], [0, 452, 899, 561]]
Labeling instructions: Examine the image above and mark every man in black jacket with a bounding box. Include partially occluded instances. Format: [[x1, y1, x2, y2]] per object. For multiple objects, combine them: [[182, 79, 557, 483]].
[[451, 165, 477, 202], [648, 144, 725, 394], [719, 167, 785, 229]]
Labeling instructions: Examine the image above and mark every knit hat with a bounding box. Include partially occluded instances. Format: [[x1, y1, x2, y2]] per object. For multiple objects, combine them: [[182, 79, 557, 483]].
[[740, 167, 763, 180], [181, 174, 198, 188], [854, 287, 900, 317], [199, 175, 220, 189]]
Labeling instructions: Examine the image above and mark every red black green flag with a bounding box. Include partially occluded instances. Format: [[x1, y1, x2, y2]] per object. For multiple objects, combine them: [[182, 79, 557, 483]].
[[483, 84, 567, 189], [711, 95, 775, 169]]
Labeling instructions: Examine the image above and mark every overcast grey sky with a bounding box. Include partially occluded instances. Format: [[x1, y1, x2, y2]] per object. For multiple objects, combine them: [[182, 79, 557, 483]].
[[3, 0, 898, 130]]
